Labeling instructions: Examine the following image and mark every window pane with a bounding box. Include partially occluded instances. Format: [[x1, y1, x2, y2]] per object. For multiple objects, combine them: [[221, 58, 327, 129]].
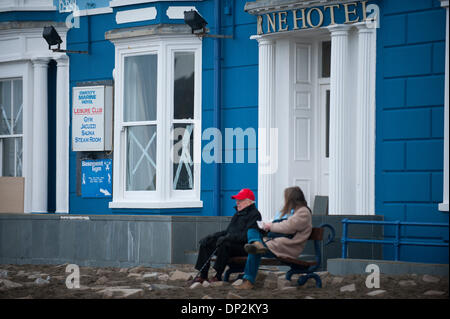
[[13, 80, 23, 134], [173, 123, 194, 190], [174, 52, 194, 120], [126, 125, 157, 191], [124, 55, 157, 122], [326, 90, 330, 158], [0, 81, 12, 135], [321, 41, 331, 78], [1, 137, 15, 176], [16, 137, 22, 176]]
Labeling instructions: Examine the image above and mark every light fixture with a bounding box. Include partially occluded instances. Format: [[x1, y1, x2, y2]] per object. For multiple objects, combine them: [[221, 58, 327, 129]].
[[184, 10, 232, 39], [42, 26, 88, 54], [184, 10, 208, 34]]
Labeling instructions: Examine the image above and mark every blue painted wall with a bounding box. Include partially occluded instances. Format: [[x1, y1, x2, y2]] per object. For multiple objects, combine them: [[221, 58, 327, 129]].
[[375, 0, 448, 263], [64, 0, 259, 216]]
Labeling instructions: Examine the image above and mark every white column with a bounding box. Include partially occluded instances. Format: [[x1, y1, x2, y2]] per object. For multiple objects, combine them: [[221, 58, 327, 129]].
[[439, 0, 449, 212], [328, 25, 351, 215], [257, 37, 277, 221], [31, 58, 50, 213], [55, 55, 70, 214], [355, 23, 376, 215]]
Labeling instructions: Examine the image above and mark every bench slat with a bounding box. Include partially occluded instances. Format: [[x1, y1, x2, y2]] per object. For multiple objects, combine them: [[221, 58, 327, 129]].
[[228, 256, 317, 267]]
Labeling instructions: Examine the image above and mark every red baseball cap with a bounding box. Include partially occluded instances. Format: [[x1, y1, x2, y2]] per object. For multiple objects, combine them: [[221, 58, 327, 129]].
[[231, 188, 255, 201]]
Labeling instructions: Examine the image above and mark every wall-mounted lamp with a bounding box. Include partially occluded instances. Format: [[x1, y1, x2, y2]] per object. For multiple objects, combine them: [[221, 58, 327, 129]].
[[43, 26, 89, 54], [184, 10, 232, 39]]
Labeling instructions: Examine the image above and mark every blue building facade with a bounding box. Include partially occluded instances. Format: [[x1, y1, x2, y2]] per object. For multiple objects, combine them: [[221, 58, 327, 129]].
[[0, 0, 448, 265]]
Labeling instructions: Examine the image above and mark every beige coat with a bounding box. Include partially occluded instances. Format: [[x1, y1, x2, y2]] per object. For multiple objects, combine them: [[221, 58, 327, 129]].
[[264, 206, 312, 260]]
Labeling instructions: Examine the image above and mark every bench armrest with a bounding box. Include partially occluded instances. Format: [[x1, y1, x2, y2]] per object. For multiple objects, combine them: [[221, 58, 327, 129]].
[[318, 223, 335, 246]]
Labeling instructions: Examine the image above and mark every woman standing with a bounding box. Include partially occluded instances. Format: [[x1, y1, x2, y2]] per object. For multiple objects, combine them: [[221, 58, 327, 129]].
[[234, 186, 313, 290]]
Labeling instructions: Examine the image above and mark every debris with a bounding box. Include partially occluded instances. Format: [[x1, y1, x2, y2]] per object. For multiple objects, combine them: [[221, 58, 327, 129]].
[[98, 287, 144, 298], [226, 292, 244, 299], [158, 274, 170, 281], [423, 290, 445, 296], [202, 295, 213, 299], [367, 290, 386, 296], [128, 266, 146, 274], [95, 276, 109, 285], [202, 280, 210, 288], [34, 278, 50, 285], [169, 270, 193, 281], [340, 284, 356, 292], [398, 280, 417, 287], [232, 279, 243, 286], [149, 284, 179, 291], [210, 281, 225, 287], [189, 282, 202, 289], [143, 272, 161, 280], [0, 279, 23, 289], [331, 277, 344, 285], [422, 275, 440, 283]]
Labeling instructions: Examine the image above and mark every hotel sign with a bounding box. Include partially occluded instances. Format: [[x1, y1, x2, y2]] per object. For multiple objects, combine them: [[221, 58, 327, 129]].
[[257, 1, 375, 35]]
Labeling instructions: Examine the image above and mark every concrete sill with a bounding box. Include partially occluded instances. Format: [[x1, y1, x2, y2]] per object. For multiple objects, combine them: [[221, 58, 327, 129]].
[[109, 200, 203, 209]]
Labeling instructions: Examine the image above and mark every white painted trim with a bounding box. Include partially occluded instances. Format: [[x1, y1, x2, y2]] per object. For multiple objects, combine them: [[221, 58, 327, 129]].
[[55, 55, 70, 214], [328, 24, 351, 215], [441, 1, 449, 8], [439, 5, 449, 212], [116, 7, 157, 24], [73, 7, 113, 17], [257, 37, 277, 221], [355, 22, 376, 215], [110, 0, 198, 7], [31, 57, 50, 214], [166, 6, 197, 19], [109, 200, 203, 209], [0, 6, 56, 12]]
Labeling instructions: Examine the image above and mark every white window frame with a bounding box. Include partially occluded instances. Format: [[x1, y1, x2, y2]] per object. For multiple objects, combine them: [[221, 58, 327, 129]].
[[0, 77, 23, 177], [109, 35, 203, 209]]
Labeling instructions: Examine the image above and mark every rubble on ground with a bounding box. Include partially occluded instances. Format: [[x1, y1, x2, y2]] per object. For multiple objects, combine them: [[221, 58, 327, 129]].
[[0, 263, 447, 299]]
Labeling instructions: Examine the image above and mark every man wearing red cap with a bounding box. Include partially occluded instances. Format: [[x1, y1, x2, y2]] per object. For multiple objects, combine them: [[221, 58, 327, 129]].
[[193, 188, 262, 283]]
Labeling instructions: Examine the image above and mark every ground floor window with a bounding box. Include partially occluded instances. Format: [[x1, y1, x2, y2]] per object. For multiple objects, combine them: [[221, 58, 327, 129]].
[[109, 35, 202, 209], [0, 78, 23, 177]]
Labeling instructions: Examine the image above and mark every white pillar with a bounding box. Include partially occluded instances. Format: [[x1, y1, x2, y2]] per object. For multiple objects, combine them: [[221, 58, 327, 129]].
[[355, 23, 376, 215], [328, 25, 351, 215], [257, 37, 277, 221], [55, 55, 70, 214], [439, 0, 449, 212], [31, 58, 50, 213]]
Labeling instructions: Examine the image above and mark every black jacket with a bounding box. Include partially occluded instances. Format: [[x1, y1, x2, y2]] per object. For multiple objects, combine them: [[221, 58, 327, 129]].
[[216, 204, 262, 244]]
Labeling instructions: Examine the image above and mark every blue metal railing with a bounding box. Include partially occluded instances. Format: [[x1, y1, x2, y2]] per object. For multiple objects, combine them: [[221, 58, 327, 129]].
[[341, 219, 449, 261]]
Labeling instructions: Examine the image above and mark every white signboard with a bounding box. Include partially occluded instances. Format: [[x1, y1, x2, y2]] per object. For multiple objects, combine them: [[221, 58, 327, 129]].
[[72, 86, 112, 151]]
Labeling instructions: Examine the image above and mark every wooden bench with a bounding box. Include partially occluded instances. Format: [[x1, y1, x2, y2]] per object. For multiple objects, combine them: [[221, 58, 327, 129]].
[[223, 223, 335, 288]]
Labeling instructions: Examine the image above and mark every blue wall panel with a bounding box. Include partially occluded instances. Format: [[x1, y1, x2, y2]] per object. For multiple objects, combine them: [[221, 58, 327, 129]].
[[406, 10, 446, 44], [383, 44, 432, 77], [382, 109, 431, 139], [406, 75, 445, 107], [406, 140, 443, 170], [376, 0, 448, 264]]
